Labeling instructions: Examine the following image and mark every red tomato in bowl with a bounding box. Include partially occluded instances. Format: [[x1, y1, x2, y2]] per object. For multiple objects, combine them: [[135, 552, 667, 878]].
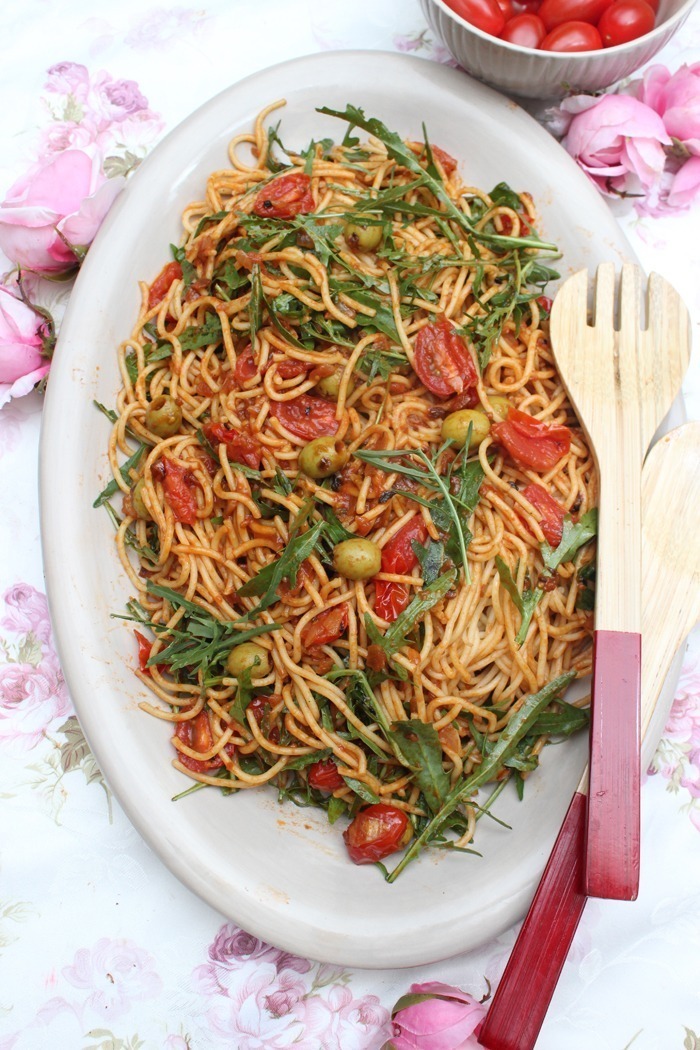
[[500, 12, 547, 45], [492, 408, 572, 471], [413, 318, 478, 400], [598, 0, 655, 46], [269, 393, 338, 439], [444, 0, 506, 35], [343, 803, 411, 864], [252, 173, 314, 219], [537, 0, 614, 31], [496, 0, 516, 20], [541, 20, 604, 47]]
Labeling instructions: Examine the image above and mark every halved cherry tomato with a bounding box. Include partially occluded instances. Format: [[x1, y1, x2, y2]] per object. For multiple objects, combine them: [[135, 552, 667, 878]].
[[276, 359, 310, 378], [269, 394, 338, 439], [234, 345, 259, 385], [500, 12, 547, 45], [444, 0, 506, 35], [492, 408, 571, 471], [252, 173, 314, 219], [174, 711, 235, 772], [374, 516, 428, 623], [343, 803, 411, 864], [161, 457, 198, 524], [413, 318, 478, 400], [431, 145, 458, 176], [203, 422, 263, 470], [134, 630, 166, 677], [308, 758, 345, 793], [597, 0, 655, 46], [148, 261, 182, 310], [522, 484, 566, 547], [536, 295, 553, 316], [538, 0, 614, 31], [301, 604, 349, 649], [541, 20, 603, 48]]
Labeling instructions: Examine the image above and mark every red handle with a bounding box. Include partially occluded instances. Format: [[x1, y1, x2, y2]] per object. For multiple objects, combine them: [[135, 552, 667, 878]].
[[478, 791, 588, 1050], [585, 629, 641, 900]]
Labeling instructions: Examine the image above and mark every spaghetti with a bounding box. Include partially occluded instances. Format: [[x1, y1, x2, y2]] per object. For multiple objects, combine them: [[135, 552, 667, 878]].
[[100, 101, 597, 878]]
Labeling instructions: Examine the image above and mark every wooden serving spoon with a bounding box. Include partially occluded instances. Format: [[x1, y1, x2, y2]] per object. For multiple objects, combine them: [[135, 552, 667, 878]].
[[547, 264, 690, 900], [478, 420, 700, 1050]]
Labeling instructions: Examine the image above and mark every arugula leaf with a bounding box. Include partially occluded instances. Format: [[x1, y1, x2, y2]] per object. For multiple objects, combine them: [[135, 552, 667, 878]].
[[366, 570, 457, 665], [194, 209, 229, 238], [237, 521, 324, 616], [495, 556, 543, 646], [93, 444, 145, 507], [388, 720, 450, 814], [386, 670, 576, 881], [265, 121, 292, 172], [178, 312, 223, 352], [530, 701, 589, 737], [301, 136, 334, 174], [271, 466, 294, 496], [249, 264, 263, 347], [213, 258, 251, 298], [357, 344, 407, 381], [342, 776, 381, 804], [489, 182, 522, 211], [541, 509, 598, 572], [412, 539, 444, 586], [170, 243, 196, 290], [228, 665, 257, 726]]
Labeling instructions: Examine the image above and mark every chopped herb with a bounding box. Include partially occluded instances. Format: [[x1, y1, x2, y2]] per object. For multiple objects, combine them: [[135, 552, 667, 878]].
[[170, 243, 197, 290], [541, 509, 598, 572], [412, 539, 445, 586], [178, 312, 223, 352]]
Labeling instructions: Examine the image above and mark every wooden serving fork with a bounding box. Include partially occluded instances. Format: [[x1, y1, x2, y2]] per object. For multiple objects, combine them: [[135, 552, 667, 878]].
[[478, 420, 700, 1050], [546, 263, 689, 900]]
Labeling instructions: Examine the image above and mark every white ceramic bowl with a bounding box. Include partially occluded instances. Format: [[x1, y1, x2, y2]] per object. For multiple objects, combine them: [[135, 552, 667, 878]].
[[420, 0, 697, 99]]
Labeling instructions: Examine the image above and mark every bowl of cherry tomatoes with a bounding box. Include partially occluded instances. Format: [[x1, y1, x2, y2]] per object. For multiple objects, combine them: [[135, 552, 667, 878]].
[[420, 0, 696, 98]]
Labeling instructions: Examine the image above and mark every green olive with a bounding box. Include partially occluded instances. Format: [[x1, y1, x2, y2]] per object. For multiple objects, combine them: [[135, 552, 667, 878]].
[[315, 365, 353, 402], [298, 436, 348, 480], [344, 218, 383, 252], [441, 409, 491, 450], [226, 642, 271, 679], [145, 394, 182, 438], [332, 538, 382, 581], [487, 395, 510, 422], [131, 477, 152, 520]]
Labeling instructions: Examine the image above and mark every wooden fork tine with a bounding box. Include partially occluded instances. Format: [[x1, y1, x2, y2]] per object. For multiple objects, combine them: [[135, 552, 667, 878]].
[[619, 262, 643, 336], [592, 262, 616, 330]]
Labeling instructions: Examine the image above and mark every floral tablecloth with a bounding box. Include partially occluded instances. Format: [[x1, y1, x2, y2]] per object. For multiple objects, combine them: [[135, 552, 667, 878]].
[[1, 2, 699, 1048]]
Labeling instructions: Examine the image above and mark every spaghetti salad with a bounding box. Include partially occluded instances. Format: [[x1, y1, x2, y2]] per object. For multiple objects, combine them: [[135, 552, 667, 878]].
[[97, 101, 597, 878]]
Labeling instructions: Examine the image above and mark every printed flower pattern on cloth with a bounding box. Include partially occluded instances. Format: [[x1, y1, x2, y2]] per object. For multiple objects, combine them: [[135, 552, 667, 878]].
[[0, 285, 51, 408], [650, 655, 700, 830]]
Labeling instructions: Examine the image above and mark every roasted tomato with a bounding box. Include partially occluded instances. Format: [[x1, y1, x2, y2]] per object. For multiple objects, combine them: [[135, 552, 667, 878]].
[[343, 803, 411, 864], [413, 318, 478, 400], [431, 145, 458, 175], [308, 758, 345, 793], [269, 394, 339, 440], [134, 630, 166, 677], [161, 457, 198, 524], [203, 421, 263, 470], [252, 173, 314, 219], [492, 408, 571, 471], [374, 516, 429, 623], [148, 261, 182, 310], [522, 483, 566, 547], [174, 711, 234, 772], [276, 359, 310, 378], [234, 345, 259, 385], [301, 604, 349, 649]]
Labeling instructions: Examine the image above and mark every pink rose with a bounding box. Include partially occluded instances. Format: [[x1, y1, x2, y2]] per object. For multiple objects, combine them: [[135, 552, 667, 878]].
[[562, 94, 671, 201], [45, 61, 91, 100], [384, 982, 487, 1050], [633, 63, 700, 155], [2, 582, 53, 642], [0, 658, 71, 750], [0, 146, 123, 274], [0, 286, 50, 407]]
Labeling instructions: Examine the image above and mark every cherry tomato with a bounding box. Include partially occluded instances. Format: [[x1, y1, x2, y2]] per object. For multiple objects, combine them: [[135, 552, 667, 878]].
[[536, 295, 553, 316], [538, 0, 614, 31], [492, 408, 571, 471], [276, 359, 310, 378], [301, 604, 349, 649], [431, 145, 458, 176], [161, 457, 198, 524], [308, 758, 345, 793], [413, 318, 478, 400], [500, 12, 547, 46], [252, 173, 314, 219], [148, 261, 182, 310], [134, 630, 167, 678], [343, 803, 411, 864], [234, 345, 259, 385], [597, 0, 655, 46], [269, 393, 338, 440], [541, 20, 603, 48], [203, 422, 263, 470], [247, 696, 280, 742], [174, 711, 235, 773], [522, 484, 566, 547], [374, 516, 428, 623], [444, 0, 506, 34]]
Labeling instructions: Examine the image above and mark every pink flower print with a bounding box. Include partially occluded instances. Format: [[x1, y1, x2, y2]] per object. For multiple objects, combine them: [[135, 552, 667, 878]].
[[88, 71, 149, 129], [207, 923, 311, 975], [39, 119, 100, 156], [44, 61, 90, 100], [205, 962, 310, 1049], [0, 659, 71, 750], [2, 582, 53, 643], [61, 938, 162, 1021], [301, 985, 391, 1049]]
